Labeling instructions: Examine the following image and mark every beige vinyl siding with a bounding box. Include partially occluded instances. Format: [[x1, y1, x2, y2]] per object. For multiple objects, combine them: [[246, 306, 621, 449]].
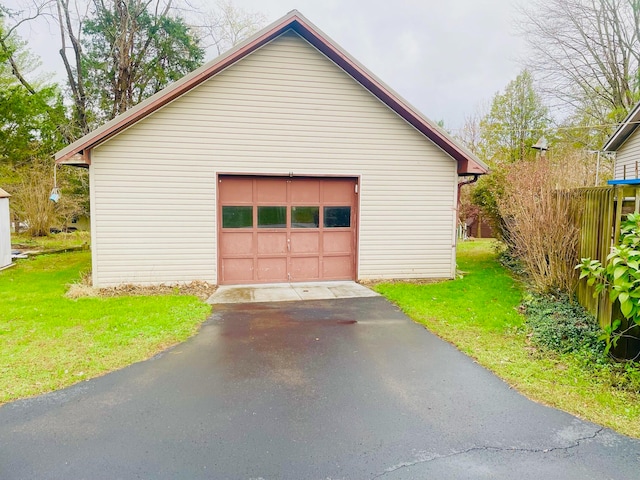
[[614, 129, 640, 179], [90, 30, 457, 286], [0, 197, 10, 268]]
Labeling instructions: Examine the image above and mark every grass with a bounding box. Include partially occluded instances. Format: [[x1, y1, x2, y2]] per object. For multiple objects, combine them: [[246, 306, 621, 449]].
[[11, 231, 91, 251], [0, 251, 211, 404], [375, 239, 640, 439]]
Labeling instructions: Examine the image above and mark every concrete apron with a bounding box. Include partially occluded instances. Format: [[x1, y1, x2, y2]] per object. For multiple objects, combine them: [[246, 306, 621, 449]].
[[207, 281, 379, 304]]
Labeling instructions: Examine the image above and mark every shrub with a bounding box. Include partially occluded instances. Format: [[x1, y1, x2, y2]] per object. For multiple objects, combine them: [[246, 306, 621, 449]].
[[497, 158, 584, 293], [523, 292, 605, 357]]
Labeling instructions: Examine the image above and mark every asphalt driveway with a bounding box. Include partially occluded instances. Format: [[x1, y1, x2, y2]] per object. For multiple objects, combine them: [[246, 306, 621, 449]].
[[1, 297, 639, 479]]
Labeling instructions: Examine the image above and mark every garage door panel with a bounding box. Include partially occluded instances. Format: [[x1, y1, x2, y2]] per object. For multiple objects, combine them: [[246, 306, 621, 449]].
[[291, 179, 320, 203], [257, 232, 287, 254], [323, 231, 352, 254], [219, 178, 254, 204], [290, 232, 319, 253], [220, 232, 253, 255], [257, 257, 288, 281], [323, 180, 355, 203], [291, 257, 319, 280], [323, 255, 353, 279], [256, 178, 287, 203], [222, 258, 254, 283]]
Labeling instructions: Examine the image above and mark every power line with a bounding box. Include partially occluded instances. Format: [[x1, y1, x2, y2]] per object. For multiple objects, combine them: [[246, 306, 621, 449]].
[[446, 120, 639, 136]]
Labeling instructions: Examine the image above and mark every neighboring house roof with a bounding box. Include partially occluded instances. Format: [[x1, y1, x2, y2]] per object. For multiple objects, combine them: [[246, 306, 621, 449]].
[[0, 188, 10, 198], [603, 101, 640, 152], [55, 10, 488, 175]]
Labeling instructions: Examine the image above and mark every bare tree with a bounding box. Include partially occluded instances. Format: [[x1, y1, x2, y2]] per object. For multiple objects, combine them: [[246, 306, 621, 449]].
[[191, 0, 266, 56], [55, 0, 91, 134], [0, 1, 54, 93], [520, 0, 640, 126], [456, 107, 486, 157]]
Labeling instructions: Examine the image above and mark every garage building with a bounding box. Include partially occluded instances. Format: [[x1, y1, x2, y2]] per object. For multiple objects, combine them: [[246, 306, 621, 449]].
[[55, 10, 487, 287]]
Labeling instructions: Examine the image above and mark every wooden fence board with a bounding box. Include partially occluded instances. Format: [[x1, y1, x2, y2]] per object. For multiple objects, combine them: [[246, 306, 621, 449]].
[[575, 186, 640, 359]]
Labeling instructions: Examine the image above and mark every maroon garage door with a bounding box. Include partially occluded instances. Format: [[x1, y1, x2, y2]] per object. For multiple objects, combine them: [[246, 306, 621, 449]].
[[218, 176, 358, 284]]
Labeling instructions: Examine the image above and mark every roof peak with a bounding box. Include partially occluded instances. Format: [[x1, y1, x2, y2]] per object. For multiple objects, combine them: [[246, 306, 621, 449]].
[[55, 10, 487, 175]]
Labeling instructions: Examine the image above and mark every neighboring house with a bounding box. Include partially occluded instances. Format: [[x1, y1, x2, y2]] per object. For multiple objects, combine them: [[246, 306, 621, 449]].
[[604, 101, 640, 180], [466, 215, 494, 239], [0, 189, 10, 269], [55, 10, 488, 287], [63, 215, 90, 233]]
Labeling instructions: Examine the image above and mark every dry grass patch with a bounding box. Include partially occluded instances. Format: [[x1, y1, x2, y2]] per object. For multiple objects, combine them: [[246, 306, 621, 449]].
[[67, 279, 217, 301]]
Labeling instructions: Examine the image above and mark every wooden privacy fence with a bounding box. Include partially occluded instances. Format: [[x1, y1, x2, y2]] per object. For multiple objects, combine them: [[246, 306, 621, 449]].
[[575, 185, 640, 359]]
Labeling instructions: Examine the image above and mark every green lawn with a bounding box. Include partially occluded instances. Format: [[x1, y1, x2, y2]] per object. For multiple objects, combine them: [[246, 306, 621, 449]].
[[12, 231, 91, 251], [375, 240, 640, 439], [0, 251, 211, 403]]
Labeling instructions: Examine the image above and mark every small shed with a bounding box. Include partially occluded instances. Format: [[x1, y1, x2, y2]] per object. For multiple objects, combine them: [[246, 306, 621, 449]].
[[55, 10, 488, 287], [0, 188, 11, 269]]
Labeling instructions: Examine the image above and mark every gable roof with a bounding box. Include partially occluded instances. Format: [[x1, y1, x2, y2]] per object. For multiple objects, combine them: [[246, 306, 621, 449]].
[[603, 101, 640, 152], [55, 10, 487, 175]]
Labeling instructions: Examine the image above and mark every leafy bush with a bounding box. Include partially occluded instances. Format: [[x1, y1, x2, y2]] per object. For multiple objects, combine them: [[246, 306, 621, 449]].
[[577, 212, 640, 355], [523, 292, 605, 357]]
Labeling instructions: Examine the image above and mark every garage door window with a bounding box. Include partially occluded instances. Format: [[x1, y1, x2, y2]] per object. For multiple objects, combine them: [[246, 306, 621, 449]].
[[222, 206, 253, 228], [258, 206, 286, 228], [292, 206, 319, 228], [324, 206, 351, 228]]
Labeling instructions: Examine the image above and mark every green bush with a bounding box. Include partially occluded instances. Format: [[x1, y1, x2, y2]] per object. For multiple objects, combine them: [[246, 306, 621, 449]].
[[523, 292, 605, 358]]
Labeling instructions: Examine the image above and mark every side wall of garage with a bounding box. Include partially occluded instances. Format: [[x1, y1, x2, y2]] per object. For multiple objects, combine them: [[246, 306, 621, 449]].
[[89, 30, 458, 287]]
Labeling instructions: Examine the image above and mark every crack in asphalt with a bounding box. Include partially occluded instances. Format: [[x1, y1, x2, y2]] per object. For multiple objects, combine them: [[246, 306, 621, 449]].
[[370, 427, 605, 479]]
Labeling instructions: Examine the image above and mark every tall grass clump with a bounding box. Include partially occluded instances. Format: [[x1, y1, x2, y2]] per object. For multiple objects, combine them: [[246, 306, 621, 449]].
[[8, 160, 86, 237]]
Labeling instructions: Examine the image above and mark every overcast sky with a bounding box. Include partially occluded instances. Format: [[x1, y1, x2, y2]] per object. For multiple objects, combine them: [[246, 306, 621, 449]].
[[227, 0, 529, 132], [8, 0, 527, 132]]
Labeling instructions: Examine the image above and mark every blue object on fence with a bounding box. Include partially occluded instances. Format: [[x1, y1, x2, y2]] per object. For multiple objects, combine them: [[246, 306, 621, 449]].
[[608, 179, 640, 185]]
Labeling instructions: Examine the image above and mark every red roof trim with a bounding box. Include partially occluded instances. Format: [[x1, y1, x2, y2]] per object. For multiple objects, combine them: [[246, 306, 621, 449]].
[[603, 101, 640, 152], [56, 10, 487, 175]]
